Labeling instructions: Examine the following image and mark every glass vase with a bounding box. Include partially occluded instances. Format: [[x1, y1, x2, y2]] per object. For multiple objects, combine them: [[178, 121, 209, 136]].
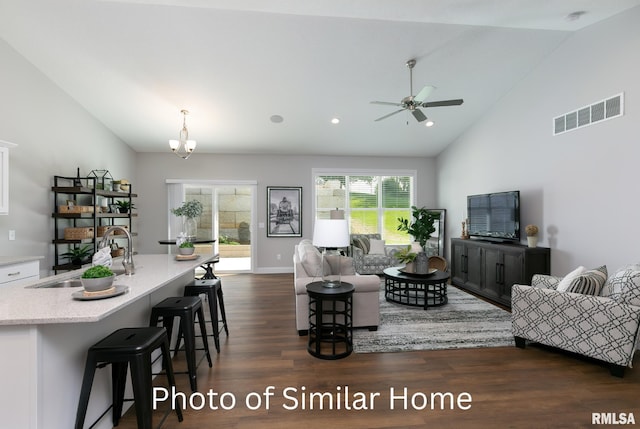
[[182, 217, 198, 241]]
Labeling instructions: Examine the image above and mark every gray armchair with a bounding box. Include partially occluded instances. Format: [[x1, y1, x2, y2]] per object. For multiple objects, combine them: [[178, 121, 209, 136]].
[[349, 234, 401, 274], [512, 267, 640, 377]]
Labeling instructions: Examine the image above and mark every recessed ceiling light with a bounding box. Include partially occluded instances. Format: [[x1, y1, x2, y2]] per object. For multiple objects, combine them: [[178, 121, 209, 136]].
[[566, 11, 587, 21], [425, 120, 435, 127], [270, 114, 284, 124], [331, 117, 340, 124]]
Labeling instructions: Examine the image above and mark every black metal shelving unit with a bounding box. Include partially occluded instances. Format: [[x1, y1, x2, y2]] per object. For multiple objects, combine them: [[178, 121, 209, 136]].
[[51, 175, 137, 273]]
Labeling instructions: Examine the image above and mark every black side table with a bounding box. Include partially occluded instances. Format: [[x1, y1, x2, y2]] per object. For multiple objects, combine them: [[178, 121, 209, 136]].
[[306, 281, 355, 360]]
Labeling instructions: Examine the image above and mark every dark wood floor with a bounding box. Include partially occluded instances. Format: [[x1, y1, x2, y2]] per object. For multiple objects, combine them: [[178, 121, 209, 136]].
[[117, 273, 640, 428]]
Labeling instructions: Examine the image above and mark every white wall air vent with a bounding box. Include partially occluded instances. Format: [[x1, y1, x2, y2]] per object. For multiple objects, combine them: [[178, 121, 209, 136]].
[[553, 93, 624, 135]]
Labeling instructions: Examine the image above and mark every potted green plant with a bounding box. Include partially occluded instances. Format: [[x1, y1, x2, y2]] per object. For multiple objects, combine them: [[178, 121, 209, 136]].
[[394, 245, 417, 273], [80, 265, 115, 292], [178, 240, 195, 256], [171, 200, 203, 239], [397, 206, 441, 251], [397, 206, 441, 274], [60, 244, 93, 266], [116, 200, 135, 213]]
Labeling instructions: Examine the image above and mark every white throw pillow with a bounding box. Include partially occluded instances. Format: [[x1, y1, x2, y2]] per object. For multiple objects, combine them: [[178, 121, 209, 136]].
[[299, 243, 330, 278], [368, 239, 386, 255], [325, 255, 356, 275], [556, 265, 586, 292]]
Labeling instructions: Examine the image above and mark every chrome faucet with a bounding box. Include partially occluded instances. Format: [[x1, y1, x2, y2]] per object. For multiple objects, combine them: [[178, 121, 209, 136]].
[[98, 226, 135, 275]]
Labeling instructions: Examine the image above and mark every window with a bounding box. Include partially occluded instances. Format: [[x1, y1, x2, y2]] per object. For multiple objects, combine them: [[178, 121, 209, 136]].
[[313, 169, 415, 244]]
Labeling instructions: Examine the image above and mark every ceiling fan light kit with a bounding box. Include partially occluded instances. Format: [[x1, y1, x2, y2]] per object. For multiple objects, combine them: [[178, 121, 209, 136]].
[[371, 58, 463, 123], [169, 109, 196, 159]]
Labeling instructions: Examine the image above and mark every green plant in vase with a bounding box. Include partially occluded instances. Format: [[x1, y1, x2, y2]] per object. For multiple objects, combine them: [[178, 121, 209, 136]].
[[171, 200, 203, 239], [397, 206, 441, 251], [397, 206, 441, 273], [116, 200, 135, 213], [394, 245, 417, 264], [178, 240, 195, 256], [60, 244, 93, 266]]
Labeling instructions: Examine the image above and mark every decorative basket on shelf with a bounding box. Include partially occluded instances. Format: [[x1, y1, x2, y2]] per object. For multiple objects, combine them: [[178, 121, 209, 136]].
[[97, 225, 128, 237], [58, 205, 94, 214], [64, 227, 95, 240], [111, 247, 125, 257]]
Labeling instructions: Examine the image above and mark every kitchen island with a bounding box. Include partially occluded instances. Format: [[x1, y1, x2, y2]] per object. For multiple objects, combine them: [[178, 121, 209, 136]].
[[0, 253, 216, 429]]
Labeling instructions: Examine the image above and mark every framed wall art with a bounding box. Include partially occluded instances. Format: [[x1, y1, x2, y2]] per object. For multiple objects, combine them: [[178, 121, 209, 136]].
[[267, 186, 302, 237]]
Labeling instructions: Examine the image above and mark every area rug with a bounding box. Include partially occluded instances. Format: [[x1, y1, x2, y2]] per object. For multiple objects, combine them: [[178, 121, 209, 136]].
[[353, 284, 515, 353]]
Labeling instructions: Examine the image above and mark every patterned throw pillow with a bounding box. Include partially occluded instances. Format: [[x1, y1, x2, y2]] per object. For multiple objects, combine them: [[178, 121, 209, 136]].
[[601, 264, 640, 306], [567, 265, 607, 296], [352, 236, 370, 254], [556, 266, 585, 292]]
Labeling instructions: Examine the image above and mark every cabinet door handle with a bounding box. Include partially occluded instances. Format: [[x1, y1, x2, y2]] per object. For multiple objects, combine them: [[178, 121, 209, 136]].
[[8, 271, 21, 276]]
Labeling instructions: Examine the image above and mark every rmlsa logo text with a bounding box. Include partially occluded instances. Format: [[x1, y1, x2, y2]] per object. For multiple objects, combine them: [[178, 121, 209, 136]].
[[592, 412, 636, 425]]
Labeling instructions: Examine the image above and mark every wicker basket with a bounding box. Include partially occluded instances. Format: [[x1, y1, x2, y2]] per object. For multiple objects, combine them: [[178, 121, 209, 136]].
[[59, 205, 94, 214], [64, 227, 94, 240], [111, 248, 125, 257], [97, 225, 128, 237]]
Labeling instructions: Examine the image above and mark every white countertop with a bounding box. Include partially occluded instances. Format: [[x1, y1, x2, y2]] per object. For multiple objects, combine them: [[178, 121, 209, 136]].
[[0, 254, 214, 326], [0, 255, 44, 266]]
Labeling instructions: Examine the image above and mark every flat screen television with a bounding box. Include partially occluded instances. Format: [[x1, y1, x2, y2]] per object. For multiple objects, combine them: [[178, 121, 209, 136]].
[[467, 191, 520, 242]]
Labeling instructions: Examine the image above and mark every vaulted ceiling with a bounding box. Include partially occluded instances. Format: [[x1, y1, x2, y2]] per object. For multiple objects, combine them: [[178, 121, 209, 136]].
[[1, 0, 639, 157]]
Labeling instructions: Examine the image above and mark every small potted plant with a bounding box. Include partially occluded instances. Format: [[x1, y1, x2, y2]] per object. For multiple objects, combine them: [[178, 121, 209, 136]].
[[178, 241, 195, 256], [394, 245, 417, 273], [525, 224, 539, 248], [81, 265, 115, 292], [60, 244, 93, 266], [116, 200, 135, 213]]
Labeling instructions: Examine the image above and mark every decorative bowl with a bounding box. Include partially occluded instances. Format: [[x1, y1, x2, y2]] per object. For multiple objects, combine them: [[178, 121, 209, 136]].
[[178, 247, 195, 256], [80, 275, 115, 292]]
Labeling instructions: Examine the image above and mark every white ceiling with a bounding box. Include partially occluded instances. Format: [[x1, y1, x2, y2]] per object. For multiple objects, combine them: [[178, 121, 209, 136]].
[[1, 0, 639, 157]]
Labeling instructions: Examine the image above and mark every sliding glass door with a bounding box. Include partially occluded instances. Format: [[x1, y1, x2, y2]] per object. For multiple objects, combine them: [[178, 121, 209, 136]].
[[168, 180, 256, 272]]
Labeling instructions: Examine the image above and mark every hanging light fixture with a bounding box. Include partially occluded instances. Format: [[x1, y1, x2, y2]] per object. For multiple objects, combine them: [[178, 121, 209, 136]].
[[169, 109, 196, 159]]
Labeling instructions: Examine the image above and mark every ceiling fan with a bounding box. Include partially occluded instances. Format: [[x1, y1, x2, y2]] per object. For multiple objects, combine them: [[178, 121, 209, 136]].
[[371, 59, 464, 123]]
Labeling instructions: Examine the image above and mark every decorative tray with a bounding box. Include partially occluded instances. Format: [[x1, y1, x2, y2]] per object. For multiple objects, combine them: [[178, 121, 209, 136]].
[[398, 267, 437, 276], [72, 285, 129, 301], [175, 254, 200, 261]]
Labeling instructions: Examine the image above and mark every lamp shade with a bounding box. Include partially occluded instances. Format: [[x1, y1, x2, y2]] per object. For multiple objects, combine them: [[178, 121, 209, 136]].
[[312, 219, 349, 248]]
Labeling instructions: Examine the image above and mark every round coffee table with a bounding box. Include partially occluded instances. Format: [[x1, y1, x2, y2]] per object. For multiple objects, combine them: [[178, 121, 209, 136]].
[[383, 267, 450, 310]]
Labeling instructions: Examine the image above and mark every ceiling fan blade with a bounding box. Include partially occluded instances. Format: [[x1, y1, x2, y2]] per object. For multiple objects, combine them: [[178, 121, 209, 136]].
[[412, 108, 427, 122], [371, 101, 403, 107], [374, 109, 406, 122], [414, 85, 435, 103], [421, 99, 464, 108]]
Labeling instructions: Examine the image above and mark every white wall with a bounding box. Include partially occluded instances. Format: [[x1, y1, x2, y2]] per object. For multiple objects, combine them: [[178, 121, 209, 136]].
[[135, 153, 436, 272], [437, 8, 640, 275], [0, 39, 138, 276]]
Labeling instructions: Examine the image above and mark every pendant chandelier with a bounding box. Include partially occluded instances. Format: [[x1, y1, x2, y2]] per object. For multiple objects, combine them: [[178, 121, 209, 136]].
[[169, 109, 196, 159]]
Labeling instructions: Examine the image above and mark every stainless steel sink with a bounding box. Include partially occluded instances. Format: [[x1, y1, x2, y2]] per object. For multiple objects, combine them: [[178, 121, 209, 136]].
[[28, 278, 83, 288]]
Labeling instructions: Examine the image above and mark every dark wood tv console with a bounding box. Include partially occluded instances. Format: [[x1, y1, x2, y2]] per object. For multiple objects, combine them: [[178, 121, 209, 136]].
[[451, 238, 550, 307]]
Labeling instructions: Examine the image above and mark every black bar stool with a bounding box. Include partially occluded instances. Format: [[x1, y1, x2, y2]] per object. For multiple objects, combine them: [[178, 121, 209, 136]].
[[149, 296, 212, 392], [181, 278, 229, 353], [75, 327, 183, 429]]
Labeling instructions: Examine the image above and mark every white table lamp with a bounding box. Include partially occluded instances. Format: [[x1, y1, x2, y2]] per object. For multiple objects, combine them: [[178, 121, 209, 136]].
[[312, 218, 349, 288]]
